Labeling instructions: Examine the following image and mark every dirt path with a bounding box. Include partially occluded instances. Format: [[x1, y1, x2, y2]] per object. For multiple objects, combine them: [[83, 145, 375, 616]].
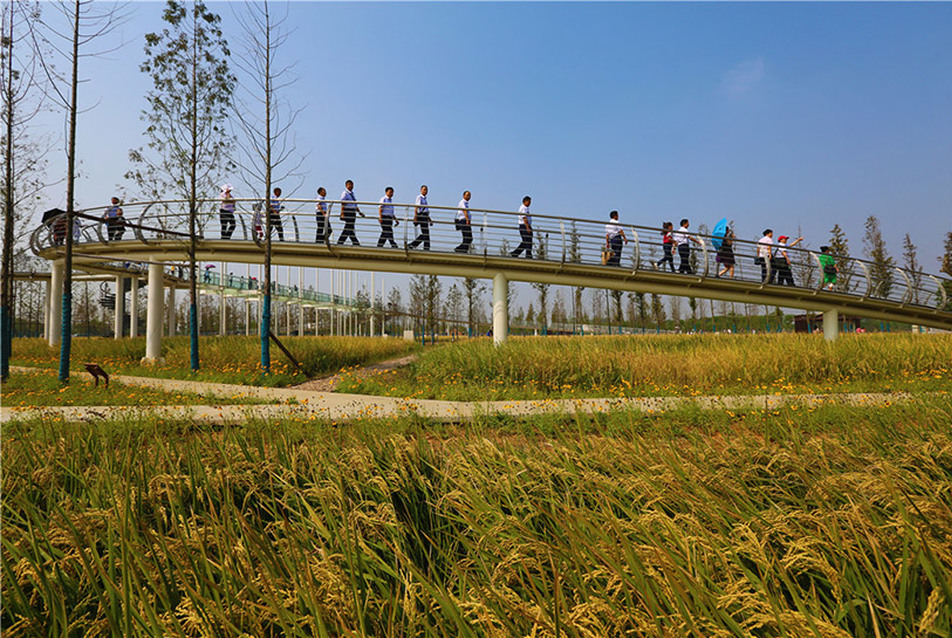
[[290, 354, 418, 392]]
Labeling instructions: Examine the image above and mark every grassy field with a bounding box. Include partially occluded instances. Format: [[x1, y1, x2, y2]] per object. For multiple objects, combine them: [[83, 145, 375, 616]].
[[9, 336, 419, 387], [0, 368, 273, 407], [3, 398, 951, 636], [337, 333, 952, 400]]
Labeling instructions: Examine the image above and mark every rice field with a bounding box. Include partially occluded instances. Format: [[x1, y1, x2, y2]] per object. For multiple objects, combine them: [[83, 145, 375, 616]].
[[9, 336, 419, 387], [337, 333, 952, 400], [3, 399, 951, 636]]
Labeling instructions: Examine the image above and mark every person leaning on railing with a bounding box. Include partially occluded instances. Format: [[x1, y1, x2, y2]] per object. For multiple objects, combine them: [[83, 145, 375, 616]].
[[103, 197, 125, 241]]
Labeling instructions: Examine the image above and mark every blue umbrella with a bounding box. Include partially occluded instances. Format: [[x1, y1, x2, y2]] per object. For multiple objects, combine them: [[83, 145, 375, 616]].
[[711, 218, 728, 250]]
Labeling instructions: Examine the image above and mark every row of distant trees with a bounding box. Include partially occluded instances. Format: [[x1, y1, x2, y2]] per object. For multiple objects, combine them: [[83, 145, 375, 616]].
[[1, 0, 302, 380]]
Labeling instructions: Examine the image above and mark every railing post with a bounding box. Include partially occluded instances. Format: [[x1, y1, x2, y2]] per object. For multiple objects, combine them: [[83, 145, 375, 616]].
[[811, 252, 824, 291], [928, 275, 948, 311], [493, 272, 508, 346], [895, 267, 913, 304], [856, 260, 872, 297]]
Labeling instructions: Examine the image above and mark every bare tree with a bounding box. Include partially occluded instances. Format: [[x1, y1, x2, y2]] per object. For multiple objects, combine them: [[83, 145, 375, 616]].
[[32, 0, 129, 382], [127, 0, 235, 371], [461, 276, 484, 337], [2, 0, 51, 379], [939, 231, 952, 311], [231, 0, 305, 373]]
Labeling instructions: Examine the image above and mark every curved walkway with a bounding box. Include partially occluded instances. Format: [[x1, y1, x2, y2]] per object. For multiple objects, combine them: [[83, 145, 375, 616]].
[[0, 369, 930, 424]]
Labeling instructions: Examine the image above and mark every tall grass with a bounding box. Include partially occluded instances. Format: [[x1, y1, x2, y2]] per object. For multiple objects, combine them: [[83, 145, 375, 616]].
[[3, 400, 951, 636], [10, 336, 419, 387], [339, 333, 952, 399]]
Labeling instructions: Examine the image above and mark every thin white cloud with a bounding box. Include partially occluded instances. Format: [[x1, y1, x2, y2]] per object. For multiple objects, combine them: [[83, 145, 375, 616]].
[[722, 57, 766, 98]]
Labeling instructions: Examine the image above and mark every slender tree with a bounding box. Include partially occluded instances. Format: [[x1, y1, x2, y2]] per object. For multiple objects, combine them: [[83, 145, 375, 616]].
[[461, 276, 484, 337], [901, 233, 922, 304], [232, 0, 305, 373], [2, 1, 49, 379], [939, 231, 952, 310], [530, 234, 550, 334], [828, 224, 853, 294], [126, 0, 235, 371], [863, 215, 895, 298], [33, 0, 129, 382]]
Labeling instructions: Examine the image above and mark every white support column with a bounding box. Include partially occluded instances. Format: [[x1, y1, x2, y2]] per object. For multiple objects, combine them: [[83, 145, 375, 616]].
[[167, 286, 175, 337], [130, 277, 139, 338], [43, 278, 51, 341], [48, 260, 65, 346], [245, 299, 251, 336], [823, 309, 839, 342], [144, 263, 164, 363], [370, 272, 375, 337], [299, 267, 305, 336], [219, 261, 226, 337], [492, 272, 509, 346], [114, 276, 125, 339]]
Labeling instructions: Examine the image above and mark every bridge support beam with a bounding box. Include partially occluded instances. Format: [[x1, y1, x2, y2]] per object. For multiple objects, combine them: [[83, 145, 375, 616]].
[[167, 287, 175, 337], [823, 309, 838, 342], [114, 276, 125, 339], [48, 260, 64, 346], [144, 263, 164, 363], [493, 272, 508, 346], [43, 278, 51, 341], [130, 277, 139, 338]]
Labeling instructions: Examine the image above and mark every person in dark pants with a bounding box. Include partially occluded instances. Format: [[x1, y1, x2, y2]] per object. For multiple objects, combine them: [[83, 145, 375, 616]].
[[756, 228, 775, 283], [103, 197, 125, 241], [219, 184, 236, 239], [407, 184, 431, 250], [774, 234, 803, 286], [654, 221, 675, 271], [673, 218, 700, 273], [315, 186, 330, 243], [377, 186, 399, 248], [509, 196, 533, 259], [455, 190, 473, 253], [604, 210, 628, 266], [337, 179, 364, 245], [270, 187, 285, 241]]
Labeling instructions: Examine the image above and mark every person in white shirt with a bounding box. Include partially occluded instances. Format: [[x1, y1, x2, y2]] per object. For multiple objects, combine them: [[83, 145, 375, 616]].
[[455, 190, 473, 254], [674, 218, 701, 274], [377, 186, 399, 248], [604, 210, 628, 266], [314, 186, 330, 243], [337, 180, 364, 245], [774, 234, 803, 286], [509, 196, 533, 259], [407, 185, 431, 250], [757, 228, 775, 283], [269, 187, 285, 241]]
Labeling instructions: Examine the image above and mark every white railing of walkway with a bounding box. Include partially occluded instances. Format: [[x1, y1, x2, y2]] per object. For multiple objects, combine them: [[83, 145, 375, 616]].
[[33, 199, 952, 313]]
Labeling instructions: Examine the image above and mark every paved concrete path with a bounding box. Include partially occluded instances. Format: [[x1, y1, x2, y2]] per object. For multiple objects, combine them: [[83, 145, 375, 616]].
[[1, 368, 930, 424]]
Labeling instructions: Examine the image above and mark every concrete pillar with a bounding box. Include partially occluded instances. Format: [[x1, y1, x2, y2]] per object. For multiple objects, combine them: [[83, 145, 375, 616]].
[[166, 286, 175, 337], [144, 263, 164, 362], [114, 276, 125, 339], [492, 272, 508, 346], [43, 278, 51, 341], [219, 290, 226, 336], [48, 260, 65, 346], [823, 309, 838, 342], [130, 277, 139, 338], [245, 299, 251, 336], [370, 272, 375, 337]]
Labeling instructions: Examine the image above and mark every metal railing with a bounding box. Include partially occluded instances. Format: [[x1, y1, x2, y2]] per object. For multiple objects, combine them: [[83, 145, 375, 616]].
[[32, 200, 952, 312]]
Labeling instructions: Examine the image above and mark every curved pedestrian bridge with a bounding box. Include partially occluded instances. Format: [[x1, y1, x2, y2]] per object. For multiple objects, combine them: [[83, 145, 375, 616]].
[[34, 199, 952, 352]]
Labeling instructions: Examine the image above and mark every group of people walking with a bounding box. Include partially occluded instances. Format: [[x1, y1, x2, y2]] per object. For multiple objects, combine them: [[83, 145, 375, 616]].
[[214, 183, 839, 288]]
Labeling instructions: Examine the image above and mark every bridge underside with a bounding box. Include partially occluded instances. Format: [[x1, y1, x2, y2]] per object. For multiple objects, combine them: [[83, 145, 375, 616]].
[[46, 240, 952, 334]]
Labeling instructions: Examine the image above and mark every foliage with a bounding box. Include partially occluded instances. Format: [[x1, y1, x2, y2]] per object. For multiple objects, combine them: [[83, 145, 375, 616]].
[[339, 333, 952, 400], [863, 214, 895, 298], [3, 400, 951, 635], [828, 223, 853, 293], [9, 335, 419, 387]]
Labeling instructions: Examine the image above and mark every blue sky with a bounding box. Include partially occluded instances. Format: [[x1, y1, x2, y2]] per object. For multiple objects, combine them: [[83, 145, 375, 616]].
[[32, 1, 952, 293]]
